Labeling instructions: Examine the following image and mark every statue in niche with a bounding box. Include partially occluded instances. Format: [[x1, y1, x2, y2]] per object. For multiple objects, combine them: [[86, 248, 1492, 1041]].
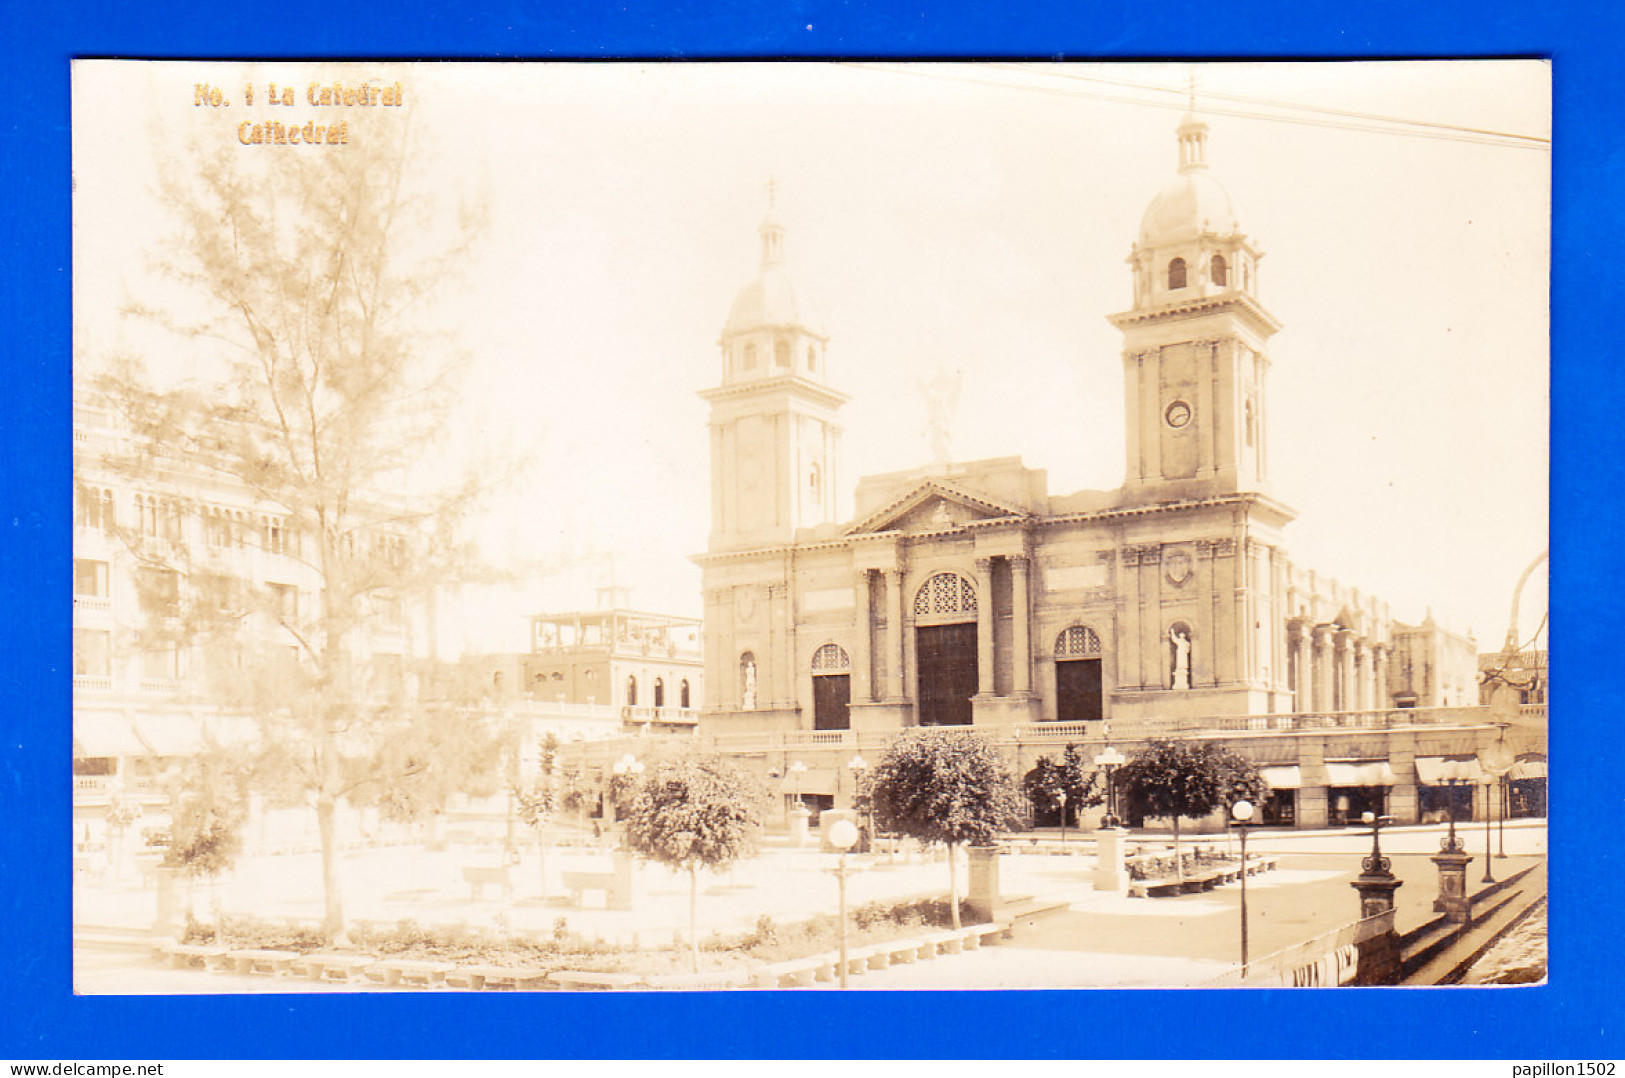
[[742, 656, 758, 710], [1168, 626, 1192, 690]]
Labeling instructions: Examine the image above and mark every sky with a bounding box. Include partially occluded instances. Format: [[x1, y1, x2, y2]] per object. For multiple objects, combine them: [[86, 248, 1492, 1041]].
[[73, 60, 1550, 657]]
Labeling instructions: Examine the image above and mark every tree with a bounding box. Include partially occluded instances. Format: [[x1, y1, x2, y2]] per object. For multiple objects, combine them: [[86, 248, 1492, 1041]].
[[512, 732, 561, 895], [1022, 742, 1100, 828], [91, 102, 501, 941], [161, 751, 248, 926], [870, 731, 1024, 929], [1116, 739, 1266, 880], [621, 756, 766, 972]]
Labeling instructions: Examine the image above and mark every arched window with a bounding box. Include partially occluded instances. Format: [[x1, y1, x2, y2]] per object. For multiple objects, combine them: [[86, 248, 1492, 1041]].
[[626, 675, 638, 706], [913, 572, 977, 621], [1211, 254, 1228, 287], [811, 643, 851, 672], [806, 345, 818, 372], [743, 342, 758, 370], [775, 340, 791, 367], [1055, 625, 1103, 657], [1168, 258, 1187, 290], [740, 652, 758, 710], [679, 679, 691, 708], [653, 678, 665, 708]]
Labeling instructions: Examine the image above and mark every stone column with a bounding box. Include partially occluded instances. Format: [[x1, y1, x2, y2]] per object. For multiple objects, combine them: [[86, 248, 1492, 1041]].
[[1372, 643, 1390, 710], [887, 569, 906, 700], [1336, 630, 1356, 713], [1353, 639, 1371, 711], [1432, 834, 1474, 925], [975, 557, 996, 696], [1312, 625, 1336, 713], [1093, 828, 1129, 892], [852, 569, 873, 704], [1010, 554, 1032, 696], [1289, 621, 1310, 712]]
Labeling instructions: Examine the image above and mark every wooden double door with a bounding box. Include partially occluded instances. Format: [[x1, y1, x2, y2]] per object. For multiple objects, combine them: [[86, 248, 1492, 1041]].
[[916, 623, 976, 726]]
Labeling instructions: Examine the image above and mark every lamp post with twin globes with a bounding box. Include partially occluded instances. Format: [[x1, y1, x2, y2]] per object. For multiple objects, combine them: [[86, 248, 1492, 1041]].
[[827, 818, 860, 989], [1230, 799, 1255, 973]]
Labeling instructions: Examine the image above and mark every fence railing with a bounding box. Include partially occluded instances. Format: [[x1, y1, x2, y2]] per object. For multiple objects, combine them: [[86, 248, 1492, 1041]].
[[1203, 908, 1395, 987]]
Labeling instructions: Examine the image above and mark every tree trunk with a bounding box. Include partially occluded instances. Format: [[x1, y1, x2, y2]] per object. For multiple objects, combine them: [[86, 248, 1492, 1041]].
[[689, 866, 700, 973], [316, 792, 346, 943], [1172, 815, 1183, 881], [947, 843, 961, 930]]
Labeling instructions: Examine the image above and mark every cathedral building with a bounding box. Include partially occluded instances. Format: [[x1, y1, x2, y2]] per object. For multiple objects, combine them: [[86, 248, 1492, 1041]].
[[695, 111, 1476, 751]]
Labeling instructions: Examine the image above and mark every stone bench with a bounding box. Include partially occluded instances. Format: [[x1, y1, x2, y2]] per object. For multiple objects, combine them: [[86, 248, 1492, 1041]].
[[1128, 878, 1188, 898], [445, 964, 553, 991], [559, 869, 618, 907], [155, 942, 229, 970], [297, 953, 376, 983], [753, 954, 837, 988], [223, 948, 304, 976], [644, 969, 748, 991], [369, 958, 458, 988], [548, 970, 648, 991], [919, 930, 965, 956], [460, 864, 514, 902]]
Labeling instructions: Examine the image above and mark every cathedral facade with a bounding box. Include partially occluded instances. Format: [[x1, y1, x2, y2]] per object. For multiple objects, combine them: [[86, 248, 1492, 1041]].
[[695, 113, 1475, 745]]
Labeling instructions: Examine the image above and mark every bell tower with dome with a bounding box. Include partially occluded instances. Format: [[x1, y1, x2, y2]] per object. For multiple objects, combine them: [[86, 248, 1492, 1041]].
[[1110, 110, 1283, 507], [701, 193, 849, 553]]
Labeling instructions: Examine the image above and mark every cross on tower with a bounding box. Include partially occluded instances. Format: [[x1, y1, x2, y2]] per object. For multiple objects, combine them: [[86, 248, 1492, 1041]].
[[764, 176, 779, 209]]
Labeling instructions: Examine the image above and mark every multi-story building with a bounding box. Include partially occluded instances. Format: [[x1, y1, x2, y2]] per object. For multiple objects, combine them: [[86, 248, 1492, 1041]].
[[647, 110, 1543, 830]]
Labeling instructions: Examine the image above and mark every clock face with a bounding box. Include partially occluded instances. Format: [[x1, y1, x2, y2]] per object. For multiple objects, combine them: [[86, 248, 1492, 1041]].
[[1165, 400, 1193, 429]]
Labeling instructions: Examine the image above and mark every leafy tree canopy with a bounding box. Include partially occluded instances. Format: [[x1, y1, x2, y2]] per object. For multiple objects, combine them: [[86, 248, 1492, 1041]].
[[622, 756, 766, 875], [871, 730, 1024, 848], [1117, 739, 1267, 825]]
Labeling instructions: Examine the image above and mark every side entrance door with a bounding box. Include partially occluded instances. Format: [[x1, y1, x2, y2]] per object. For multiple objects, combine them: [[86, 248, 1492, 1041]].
[[813, 674, 851, 730], [916, 623, 976, 726]]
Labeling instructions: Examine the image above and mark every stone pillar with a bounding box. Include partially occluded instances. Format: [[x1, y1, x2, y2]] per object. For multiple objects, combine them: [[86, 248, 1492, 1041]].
[[887, 569, 906, 701], [609, 848, 635, 911], [1312, 625, 1336, 713], [1336, 629, 1356, 712], [1372, 643, 1390, 710], [1093, 828, 1129, 892], [852, 570, 873, 704], [1289, 621, 1310, 711], [1349, 833, 1404, 985], [965, 845, 1004, 924], [1297, 734, 1328, 829], [152, 866, 183, 939], [975, 557, 996, 696], [1353, 639, 1370, 712], [1386, 730, 1420, 824], [789, 802, 812, 847], [1431, 834, 1474, 924], [1010, 554, 1032, 696]]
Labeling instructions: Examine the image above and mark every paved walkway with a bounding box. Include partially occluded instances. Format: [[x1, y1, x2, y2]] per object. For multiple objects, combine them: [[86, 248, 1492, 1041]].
[[74, 821, 1546, 992]]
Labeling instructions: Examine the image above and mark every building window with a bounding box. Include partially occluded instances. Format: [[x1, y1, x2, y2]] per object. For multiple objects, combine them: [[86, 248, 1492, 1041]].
[[138, 567, 181, 619], [1168, 258, 1187, 290], [913, 572, 977, 619], [74, 628, 111, 678], [76, 486, 116, 534], [811, 643, 851, 672], [680, 678, 691, 708], [1211, 254, 1228, 287], [740, 652, 758, 710], [775, 340, 791, 367], [626, 675, 638, 706], [653, 678, 665, 708], [74, 558, 109, 598], [1055, 625, 1102, 657], [743, 343, 758, 370], [267, 582, 298, 619], [806, 345, 818, 372]]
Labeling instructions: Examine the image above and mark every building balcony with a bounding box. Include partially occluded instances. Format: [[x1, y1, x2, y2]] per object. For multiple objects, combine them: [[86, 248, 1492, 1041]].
[[73, 675, 114, 692], [621, 705, 700, 727], [73, 595, 112, 615]]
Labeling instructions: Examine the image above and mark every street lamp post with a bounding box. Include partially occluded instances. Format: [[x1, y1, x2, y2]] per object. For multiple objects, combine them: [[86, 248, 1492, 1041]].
[[1094, 746, 1126, 829], [847, 754, 869, 849], [1057, 788, 1068, 844], [789, 759, 807, 805], [1230, 800, 1255, 974], [1481, 779, 1496, 884], [827, 819, 860, 989]]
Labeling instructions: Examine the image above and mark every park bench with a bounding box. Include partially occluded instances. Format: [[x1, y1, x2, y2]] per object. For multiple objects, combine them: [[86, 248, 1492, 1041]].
[[644, 969, 748, 991], [919, 930, 965, 957], [548, 970, 648, 991], [753, 954, 836, 988], [368, 959, 458, 988], [444, 964, 552, 991], [1127, 878, 1187, 899], [155, 942, 228, 970], [298, 953, 376, 983], [878, 938, 920, 964], [224, 948, 303, 976], [559, 869, 618, 907], [460, 864, 514, 902]]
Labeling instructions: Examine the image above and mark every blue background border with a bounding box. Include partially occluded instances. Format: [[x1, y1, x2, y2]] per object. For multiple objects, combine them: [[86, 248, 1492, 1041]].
[[2, 1, 1612, 1060]]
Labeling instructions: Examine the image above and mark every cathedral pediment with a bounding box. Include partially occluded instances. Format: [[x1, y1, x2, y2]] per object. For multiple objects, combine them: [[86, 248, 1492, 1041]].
[[846, 480, 1031, 536]]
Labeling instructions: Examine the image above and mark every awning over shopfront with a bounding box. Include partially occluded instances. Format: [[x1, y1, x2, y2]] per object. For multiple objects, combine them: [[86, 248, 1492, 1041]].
[[73, 712, 148, 758], [1324, 761, 1397, 787], [1510, 755, 1547, 780], [1259, 765, 1302, 789], [134, 713, 204, 757], [1414, 756, 1486, 785]]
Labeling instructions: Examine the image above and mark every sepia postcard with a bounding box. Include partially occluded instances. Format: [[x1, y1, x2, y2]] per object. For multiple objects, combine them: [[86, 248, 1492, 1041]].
[[71, 59, 1549, 997]]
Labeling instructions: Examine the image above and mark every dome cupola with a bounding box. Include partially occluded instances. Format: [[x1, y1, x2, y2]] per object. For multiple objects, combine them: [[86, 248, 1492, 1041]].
[[718, 189, 829, 385]]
